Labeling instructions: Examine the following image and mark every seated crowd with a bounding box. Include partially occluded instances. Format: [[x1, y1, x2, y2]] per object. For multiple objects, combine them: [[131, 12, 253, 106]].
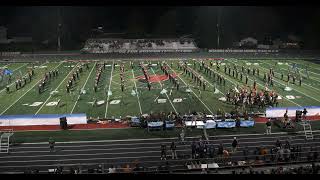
[[82, 38, 198, 53]]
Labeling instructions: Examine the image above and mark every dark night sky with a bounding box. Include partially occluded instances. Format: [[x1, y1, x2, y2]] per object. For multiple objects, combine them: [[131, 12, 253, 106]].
[[1, 6, 320, 49]]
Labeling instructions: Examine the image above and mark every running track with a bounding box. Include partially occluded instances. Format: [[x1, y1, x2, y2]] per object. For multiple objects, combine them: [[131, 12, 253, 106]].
[[0, 131, 319, 173]]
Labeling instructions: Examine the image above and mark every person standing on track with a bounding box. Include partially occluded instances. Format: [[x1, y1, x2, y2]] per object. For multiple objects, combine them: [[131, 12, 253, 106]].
[[170, 141, 178, 159], [303, 108, 308, 120], [49, 137, 55, 152], [161, 144, 167, 160], [232, 137, 238, 153], [266, 119, 272, 135]]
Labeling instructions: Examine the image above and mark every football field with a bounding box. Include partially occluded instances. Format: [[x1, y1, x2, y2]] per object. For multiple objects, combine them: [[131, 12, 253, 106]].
[[0, 58, 320, 119]]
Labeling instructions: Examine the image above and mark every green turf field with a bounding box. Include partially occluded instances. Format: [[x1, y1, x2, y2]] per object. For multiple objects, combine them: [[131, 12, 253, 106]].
[[0, 59, 320, 119]]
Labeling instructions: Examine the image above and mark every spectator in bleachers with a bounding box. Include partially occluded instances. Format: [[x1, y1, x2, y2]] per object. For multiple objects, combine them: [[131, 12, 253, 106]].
[[308, 147, 315, 161], [313, 147, 319, 160], [284, 138, 291, 149], [191, 141, 196, 159], [275, 139, 282, 149], [260, 146, 268, 161], [69, 167, 75, 174], [123, 164, 132, 173], [243, 146, 249, 160], [218, 143, 224, 156], [55, 166, 63, 174], [108, 165, 116, 173]]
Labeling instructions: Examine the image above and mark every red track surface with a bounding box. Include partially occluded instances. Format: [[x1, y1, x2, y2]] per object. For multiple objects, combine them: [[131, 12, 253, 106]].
[[136, 74, 177, 83]]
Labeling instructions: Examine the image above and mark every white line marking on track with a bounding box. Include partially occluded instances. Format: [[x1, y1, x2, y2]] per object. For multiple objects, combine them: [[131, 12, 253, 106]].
[[9, 137, 317, 153], [70, 62, 96, 114], [4, 143, 320, 162], [34, 62, 70, 115], [0, 155, 160, 164], [17, 130, 320, 145]]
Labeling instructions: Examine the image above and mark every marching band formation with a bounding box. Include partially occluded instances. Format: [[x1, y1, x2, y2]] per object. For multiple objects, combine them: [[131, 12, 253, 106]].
[[38, 69, 59, 94], [2, 60, 309, 119], [65, 63, 88, 93], [6, 66, 36, 93]]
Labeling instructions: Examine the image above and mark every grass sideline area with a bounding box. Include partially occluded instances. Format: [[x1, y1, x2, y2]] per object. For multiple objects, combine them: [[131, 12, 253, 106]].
[[11, 121, 320, 143]]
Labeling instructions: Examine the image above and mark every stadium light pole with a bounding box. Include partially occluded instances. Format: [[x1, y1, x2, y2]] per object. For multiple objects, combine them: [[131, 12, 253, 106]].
[[57, 7, 62, 52], [217, 7, 222, 49]]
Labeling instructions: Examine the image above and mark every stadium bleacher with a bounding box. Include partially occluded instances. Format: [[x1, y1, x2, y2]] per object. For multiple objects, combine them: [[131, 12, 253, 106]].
[[81, 38, 199, 53]]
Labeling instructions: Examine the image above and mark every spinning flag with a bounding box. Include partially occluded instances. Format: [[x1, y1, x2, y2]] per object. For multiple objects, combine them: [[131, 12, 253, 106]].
[[107, 90, 112, 96], [160, 89, 167, 94], [131, 89, 137, 96]]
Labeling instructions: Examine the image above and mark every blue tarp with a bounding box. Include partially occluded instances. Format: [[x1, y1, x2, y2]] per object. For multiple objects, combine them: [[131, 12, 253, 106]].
[[148, 121, 163, 128], [240, 120, 255, 127], [165, 121, 175, 128], [4, 69, 13, 75], [216, 121, 236, 128], [131, 117, 140, 123]]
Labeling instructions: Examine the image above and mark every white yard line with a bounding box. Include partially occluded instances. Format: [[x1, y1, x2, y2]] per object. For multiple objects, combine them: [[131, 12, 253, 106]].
[[131, 68, 143, 115], [0, 62, 53, 115], [224, 59, 302, 107], [6, 63, 27, 73], [104, 60, 115, 118], [0, 63, 8, 69], [35, 62, 79, 115], [149, 67, 178, 114], [256, 60, 320, 103], [166, 64, 213, 114], [308, 70, 320, 78], [70, 62, 96, 114]]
